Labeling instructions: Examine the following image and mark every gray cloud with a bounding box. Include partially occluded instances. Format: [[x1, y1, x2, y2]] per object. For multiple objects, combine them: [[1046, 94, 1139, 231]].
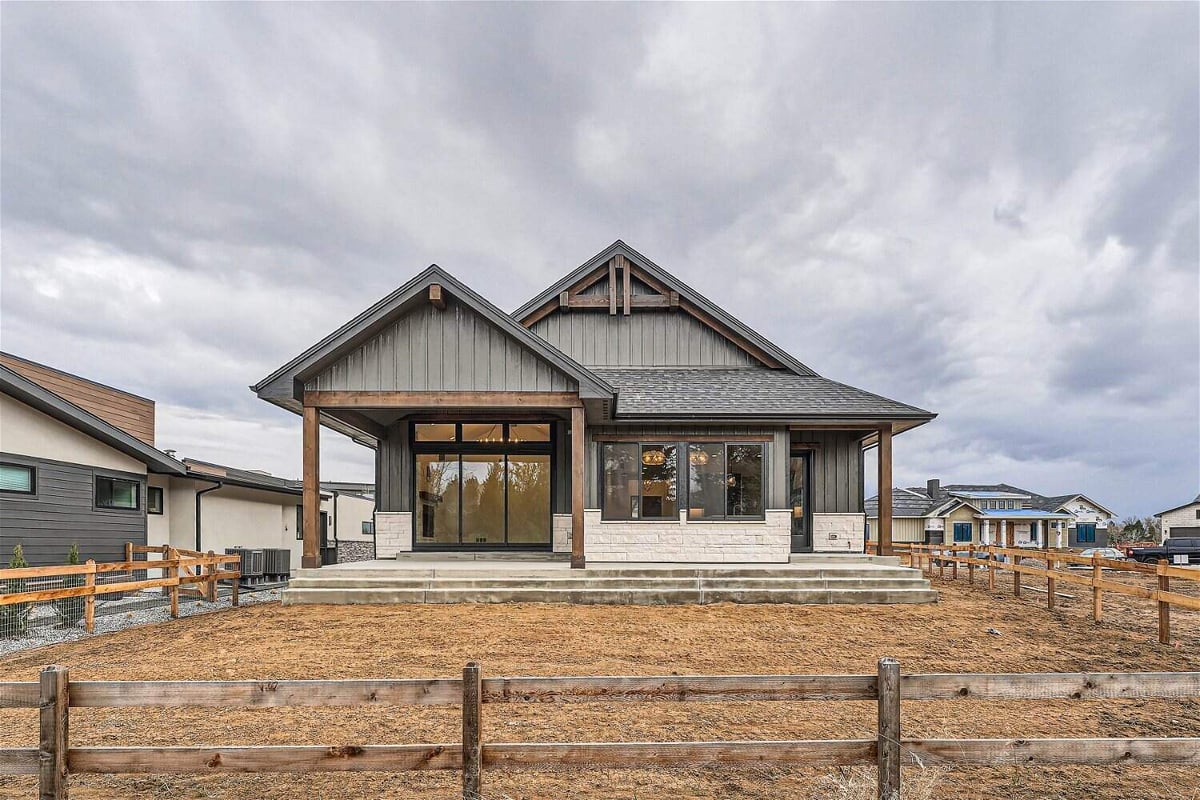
[[2, 2, 1196, 515]]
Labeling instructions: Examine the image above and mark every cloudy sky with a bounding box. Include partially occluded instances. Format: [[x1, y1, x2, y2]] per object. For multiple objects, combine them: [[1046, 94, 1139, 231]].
[[2, 3, 1196, 518]]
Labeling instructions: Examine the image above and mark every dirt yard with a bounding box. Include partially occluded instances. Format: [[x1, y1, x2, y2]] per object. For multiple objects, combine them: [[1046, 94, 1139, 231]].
[[1, 577, 1197, 800]]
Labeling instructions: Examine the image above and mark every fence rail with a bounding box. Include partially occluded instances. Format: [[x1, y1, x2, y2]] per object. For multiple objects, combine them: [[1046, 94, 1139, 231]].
[[2, 662, 1198, 800], [0, 546, 241, 635], [872, 542, 1199, 644]]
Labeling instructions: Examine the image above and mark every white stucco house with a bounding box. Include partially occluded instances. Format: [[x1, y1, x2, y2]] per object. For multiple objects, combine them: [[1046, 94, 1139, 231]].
[[1157, 494, 1200, 542]]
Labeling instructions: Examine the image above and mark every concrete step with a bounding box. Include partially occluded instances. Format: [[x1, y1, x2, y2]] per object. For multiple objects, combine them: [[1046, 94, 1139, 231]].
[[281, 583, 936, 606], [293, 566, 923, 582], [287, 575, 930, 592]]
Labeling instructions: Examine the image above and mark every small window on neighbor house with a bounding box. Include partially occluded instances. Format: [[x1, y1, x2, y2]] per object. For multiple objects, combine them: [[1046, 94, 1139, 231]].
[[0, 463, 35, 494], [1195, 510, 1200, 520], [362, 521, 374, 536], [147, 486, 164, 515], [1007, 500, 1016, 510], [95, 476, 139, 510]]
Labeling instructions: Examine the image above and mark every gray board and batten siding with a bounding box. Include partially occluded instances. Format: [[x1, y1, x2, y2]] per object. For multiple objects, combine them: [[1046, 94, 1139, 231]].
[[529, 305, 760, 368], [0, 453, 146, 566], [308, 300, 579, 394]]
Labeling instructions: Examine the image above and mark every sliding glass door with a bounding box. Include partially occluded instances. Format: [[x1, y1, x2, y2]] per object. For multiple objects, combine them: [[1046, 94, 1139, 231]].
[[413, 423, 552, 549]]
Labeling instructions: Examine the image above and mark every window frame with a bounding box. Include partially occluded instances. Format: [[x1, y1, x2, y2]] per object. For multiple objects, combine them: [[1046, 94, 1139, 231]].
[[1076, 523, 1097, 544], [147, 486, 165, 515], [362, 520, 374, 536], [0, 462, 36, 496], [599, 440, 767, 523], [93, 474, 142, 512], [410, 421, 555, 548]]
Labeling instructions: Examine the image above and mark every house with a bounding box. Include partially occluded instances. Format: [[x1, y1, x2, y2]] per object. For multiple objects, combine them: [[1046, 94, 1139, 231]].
[[0, 353, 373, 567], [253, 240, 936, 567], [1156, 494, 1200, 542], [865, 479, 1117, 549]]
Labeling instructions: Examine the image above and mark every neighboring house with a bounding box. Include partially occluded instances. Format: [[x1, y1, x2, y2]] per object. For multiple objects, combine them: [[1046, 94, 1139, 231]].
[[253, 240, 936, 567], [1, 354, 374, 567], [865, 479, 1117, 549], [1156, 494, 1200, 542]]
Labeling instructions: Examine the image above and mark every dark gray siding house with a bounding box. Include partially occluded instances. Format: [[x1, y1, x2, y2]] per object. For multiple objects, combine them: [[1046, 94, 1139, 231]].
[[0, 365, 185, 566], [254, 241, 935, 567]]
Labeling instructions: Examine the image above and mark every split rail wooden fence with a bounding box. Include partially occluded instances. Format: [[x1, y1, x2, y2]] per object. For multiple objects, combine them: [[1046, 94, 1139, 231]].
[[0, 546, 241, 634], [884, 543, 1200, 644], [2, 661, 1199, 800]]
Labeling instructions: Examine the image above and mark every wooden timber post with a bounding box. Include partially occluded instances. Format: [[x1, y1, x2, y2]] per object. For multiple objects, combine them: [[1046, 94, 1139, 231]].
[[967, 552, 974, 584], [1091, 553, 1103, 622], [877, 426, 893, 557], [1012, 546, 1022, 598], [168, 547, 180, 619], [462, 662, 482, 800], [206, 550, 218, 602], [1046, 555, 1056, 611], [570, 405, 586, 569], [83, 561, 96, 634], [302, 404, 321, 569], [876, 657, 901, 800], [1157, 559, 1171, 645], [987, 546, 996, 592], [39, 665, 68, 800], [951, 556, 958, 581]]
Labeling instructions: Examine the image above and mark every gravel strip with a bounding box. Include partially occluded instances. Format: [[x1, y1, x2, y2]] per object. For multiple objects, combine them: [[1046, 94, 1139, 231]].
[[0, 587, 283, 657]]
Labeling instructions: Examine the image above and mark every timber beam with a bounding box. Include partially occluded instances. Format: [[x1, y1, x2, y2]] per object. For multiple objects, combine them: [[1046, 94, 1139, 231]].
[[303, 391, 583, 409]]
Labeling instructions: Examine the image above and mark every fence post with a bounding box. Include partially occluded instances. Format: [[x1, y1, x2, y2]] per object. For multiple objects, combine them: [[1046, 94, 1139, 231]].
[[951, 554, 958, 581], [462, 661, 482, 800], [168, 548, 180, 619], [988, 546, 996, 592], [1091, 553, 1102, 622], [84, 561, 96, 634], [876, 657, 901, 800], [967, 551, 974, 584], [39, 665, 69, 800], [205, 550, 217, 603], [1157, 560, 1170, 645], [124, 542, 133, 565], [231, 554, 241, 608], [1046, 555, 1056, 610], [938, 548, 945, 580], [1013, 551, 1022, 598]]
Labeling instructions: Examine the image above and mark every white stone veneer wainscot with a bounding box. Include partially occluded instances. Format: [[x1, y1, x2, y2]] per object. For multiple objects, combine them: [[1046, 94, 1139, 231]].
[[374, 512, 412, 558], [812, 513, 866, 553], [583, 509, 791, 563], [552, 514, 572, 554]]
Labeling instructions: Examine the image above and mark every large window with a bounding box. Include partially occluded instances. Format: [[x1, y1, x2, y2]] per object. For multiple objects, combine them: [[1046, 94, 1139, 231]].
[[601, 441, 764, 522], [413, 422, 552, 547], [96, 476, 139, 511], [953, 522, 972, 543], [1076, 523, 1096, 543], [0, 463, 35, 495]]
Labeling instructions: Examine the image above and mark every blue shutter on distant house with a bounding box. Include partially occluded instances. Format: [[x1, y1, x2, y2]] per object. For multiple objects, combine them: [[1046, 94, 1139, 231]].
[[1077, 523, 1096, 543], [953, 522, 972, 542]]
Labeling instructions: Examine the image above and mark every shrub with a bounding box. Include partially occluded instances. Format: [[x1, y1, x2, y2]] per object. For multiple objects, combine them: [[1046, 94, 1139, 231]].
[[54, 544, 86, 629], [0, 544, 32, 638]]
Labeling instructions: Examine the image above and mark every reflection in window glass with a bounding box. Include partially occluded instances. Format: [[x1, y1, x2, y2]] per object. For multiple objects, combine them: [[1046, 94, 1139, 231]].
[[640, 444, 677, 519], [509, 423, 551, 442], [415, 423, 457, 442], [727, 445, 764, 517], [416, 453, 459, 543], [507, 455, 550, 543], [96, 476, 139, 510], [461, 455, 506, 543], [686, 443, 724, 519], [602, 443, 639, 520]]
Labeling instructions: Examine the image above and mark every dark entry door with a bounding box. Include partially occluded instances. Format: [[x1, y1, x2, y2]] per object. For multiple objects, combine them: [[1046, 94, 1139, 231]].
[[789, 453, 812, 553], [319, 511, 336, 565]]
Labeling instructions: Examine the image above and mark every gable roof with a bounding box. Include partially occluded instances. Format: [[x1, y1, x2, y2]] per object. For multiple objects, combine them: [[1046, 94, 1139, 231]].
[[253, 265, 614, 410], [513, 240, 817, 376], [596, 366, 934, 423], [182, 458, 325, 498], [1157, 494, 1200, 517], [0, 365, 184, 475]]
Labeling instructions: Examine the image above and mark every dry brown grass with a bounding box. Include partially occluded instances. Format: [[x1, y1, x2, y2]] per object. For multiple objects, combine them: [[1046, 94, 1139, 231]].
[[0, 578, 1197, 799]]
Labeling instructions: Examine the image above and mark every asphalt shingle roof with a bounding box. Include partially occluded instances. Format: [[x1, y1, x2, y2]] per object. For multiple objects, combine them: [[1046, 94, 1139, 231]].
[[866, 483, 1111, 518], [596, 367, 934, 419]]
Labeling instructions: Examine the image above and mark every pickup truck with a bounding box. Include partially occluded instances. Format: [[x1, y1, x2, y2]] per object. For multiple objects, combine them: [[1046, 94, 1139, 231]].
[[1127, 537, 1200, 564]]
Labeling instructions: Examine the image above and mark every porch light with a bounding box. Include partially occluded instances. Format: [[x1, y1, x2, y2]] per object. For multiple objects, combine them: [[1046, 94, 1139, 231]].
[[688, 450, 710, 466]]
